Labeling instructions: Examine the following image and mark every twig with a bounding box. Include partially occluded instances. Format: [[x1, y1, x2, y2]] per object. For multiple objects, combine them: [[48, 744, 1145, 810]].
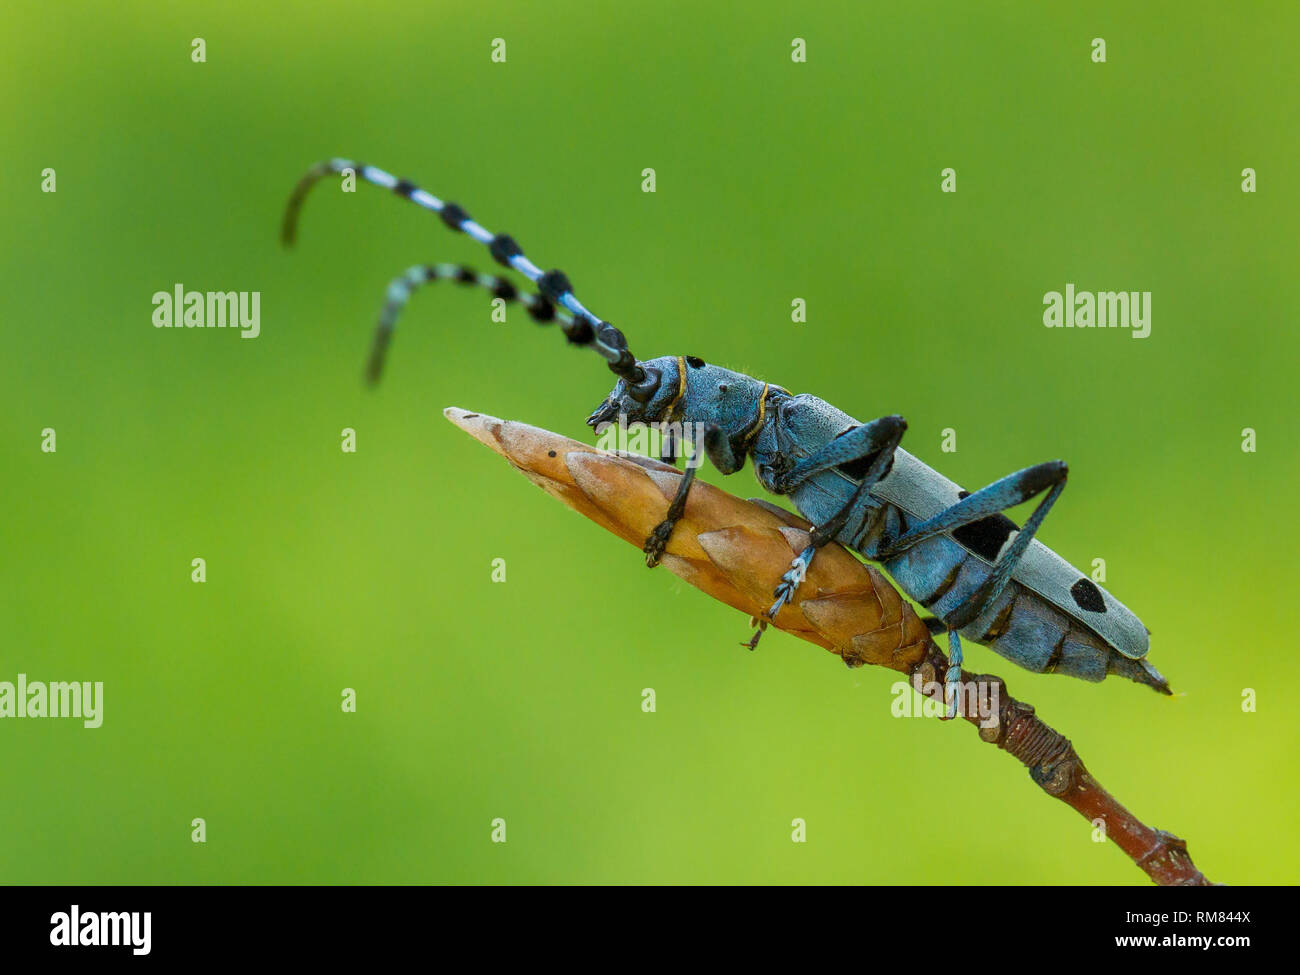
[[445, 407, 1212, 886]]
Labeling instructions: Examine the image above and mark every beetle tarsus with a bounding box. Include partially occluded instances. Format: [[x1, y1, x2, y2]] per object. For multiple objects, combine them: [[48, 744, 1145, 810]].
[[767, 545, 814, 619], [642, 519, 675, 567], [742, 620, 766, 651]]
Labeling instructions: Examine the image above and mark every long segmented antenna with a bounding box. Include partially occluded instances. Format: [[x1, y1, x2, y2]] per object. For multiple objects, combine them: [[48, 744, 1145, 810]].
[[367, 263, 573, 384], [282, 158, 646, 385]]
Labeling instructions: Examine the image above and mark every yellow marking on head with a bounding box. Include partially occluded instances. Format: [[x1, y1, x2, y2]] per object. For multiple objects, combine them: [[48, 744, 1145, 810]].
[[663, 355, 688, 419]]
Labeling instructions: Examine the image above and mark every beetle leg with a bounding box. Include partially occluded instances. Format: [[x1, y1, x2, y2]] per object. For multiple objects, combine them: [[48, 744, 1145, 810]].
[[699, 421, 746, 475], [880, 461, 1069, 630], [878, 460, 1067, 559], [639, 428, 684, 565], [643, 423, 744, 567], [659, 425, 679, 465], [643, 462, 697, 566], [766, 543, 817, 621], [759, 416, 907, 629], [772, 414, 907, 493], [944, 628, 964, 719]]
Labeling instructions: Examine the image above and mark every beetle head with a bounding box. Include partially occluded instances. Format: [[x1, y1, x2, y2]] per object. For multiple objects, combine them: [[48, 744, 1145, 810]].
[[586, 355, 681, 429]]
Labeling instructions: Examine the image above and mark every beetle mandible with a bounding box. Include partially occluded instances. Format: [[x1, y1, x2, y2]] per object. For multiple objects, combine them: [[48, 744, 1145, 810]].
[[282, 159, 1171, 703]]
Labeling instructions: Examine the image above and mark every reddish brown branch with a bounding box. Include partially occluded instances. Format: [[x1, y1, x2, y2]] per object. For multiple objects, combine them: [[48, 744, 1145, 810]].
[[913, 650, 1209, 885]]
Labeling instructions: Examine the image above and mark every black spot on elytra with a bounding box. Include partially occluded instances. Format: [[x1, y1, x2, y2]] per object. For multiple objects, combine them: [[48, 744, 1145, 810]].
[[953, 513, 1018, 562], [957, 490, 971, 499], [686, 355, 705, 368], [718, 384, 729, 393], [1070, 577, 1107, 613], [547, 450, 557, 458]]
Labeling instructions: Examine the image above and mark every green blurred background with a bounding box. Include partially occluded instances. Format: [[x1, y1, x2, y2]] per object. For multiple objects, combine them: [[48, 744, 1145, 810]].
[[3, 0, 1296, 884]]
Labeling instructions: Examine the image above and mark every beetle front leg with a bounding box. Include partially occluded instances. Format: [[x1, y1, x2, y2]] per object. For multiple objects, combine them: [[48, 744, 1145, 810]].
[[659, 424, 680, 465], [755, 415, 907, 644], [643, 423, 743, 567], [771, 414, 907, 493], [643, 463, 696, 566]]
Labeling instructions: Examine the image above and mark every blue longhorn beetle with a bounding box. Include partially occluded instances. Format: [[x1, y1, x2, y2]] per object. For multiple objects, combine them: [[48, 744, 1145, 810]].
[[282, 159, 1171, 704]]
